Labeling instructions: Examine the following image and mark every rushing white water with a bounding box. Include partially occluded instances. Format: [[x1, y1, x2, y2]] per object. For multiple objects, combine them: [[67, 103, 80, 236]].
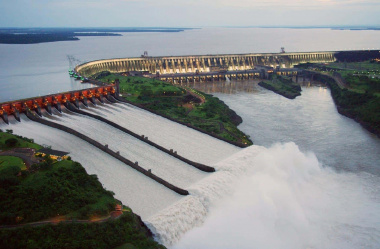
[[147, 143, 380, 248], [84, 102, 240, 165], [0, 115, 183, 219], [41, 107, 208, 189], [1, 90, 379, 248], [0, 102, 242, 219]]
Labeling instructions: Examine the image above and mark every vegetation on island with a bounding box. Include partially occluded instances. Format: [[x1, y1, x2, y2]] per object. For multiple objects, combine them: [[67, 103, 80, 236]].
[[0, 34, 80, 44], [297, 60, 380, 137], [0, 130, 165, 249], [0, 27, 187, 44], [258, 75, 302, 99], [94, 72, 253, 146]]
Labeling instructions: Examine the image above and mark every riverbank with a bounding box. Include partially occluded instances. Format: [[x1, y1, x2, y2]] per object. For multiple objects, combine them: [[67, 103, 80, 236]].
[[258, 75, 301, 99], [296, 61, 380, 137], [313, 73, 380, 138], [0, 129, 165, 249], [95, 73, 253, 146]]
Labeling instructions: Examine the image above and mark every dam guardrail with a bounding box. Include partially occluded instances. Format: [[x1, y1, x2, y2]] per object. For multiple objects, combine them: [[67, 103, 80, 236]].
[[0, 85, 117, 123]]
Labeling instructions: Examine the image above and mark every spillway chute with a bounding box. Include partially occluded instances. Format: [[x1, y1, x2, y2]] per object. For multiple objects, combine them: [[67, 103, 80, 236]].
[[0, 112, 9, 124], [45, 102, 52, 115]]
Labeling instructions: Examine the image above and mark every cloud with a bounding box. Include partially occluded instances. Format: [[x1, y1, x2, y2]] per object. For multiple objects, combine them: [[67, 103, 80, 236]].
[[0, 0, 378, 27], [203, 0, 380, 9], [111, 0, 380, 6]]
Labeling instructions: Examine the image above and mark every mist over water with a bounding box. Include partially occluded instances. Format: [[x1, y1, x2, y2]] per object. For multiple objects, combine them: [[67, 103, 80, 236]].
[[171, 143, 380, 249]]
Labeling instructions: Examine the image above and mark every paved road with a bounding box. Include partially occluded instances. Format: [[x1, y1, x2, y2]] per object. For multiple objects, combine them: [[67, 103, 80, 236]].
[[0, 149, 40, 168], [0, 211, 123, 230]]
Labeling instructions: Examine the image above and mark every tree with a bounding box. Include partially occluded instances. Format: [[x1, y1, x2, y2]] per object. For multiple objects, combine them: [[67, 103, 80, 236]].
[[5, 138, 18, 147]]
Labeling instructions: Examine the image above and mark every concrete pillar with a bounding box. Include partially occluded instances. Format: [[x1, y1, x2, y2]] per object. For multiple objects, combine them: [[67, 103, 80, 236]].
[[33, 101, 42, 117], [13, 109, 20, 122], [171, 59, 176, 73], [1, 112, 9, 124]]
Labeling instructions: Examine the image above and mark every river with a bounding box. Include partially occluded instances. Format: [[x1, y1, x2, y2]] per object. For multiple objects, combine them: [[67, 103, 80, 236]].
[[0, 28, 379, 248], [153, 81, 380, 248]]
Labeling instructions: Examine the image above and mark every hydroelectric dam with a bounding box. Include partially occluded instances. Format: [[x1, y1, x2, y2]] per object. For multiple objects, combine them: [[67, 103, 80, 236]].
[[0, 50, 360, 246], [75, 51, 336, 77]]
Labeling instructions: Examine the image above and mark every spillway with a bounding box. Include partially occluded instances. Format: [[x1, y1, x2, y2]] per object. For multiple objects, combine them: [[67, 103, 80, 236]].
[[84, 102, 241, 165], [0, 115, 182, 219], [146, 145, 266, 246], [0, 101, 241, 218], [0, 100, 247, 244], [42, 107, 208, 189]]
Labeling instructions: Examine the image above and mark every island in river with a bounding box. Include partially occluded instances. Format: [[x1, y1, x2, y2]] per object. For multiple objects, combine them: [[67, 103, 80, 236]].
[[258, 75, 302, 99], [0, 27, 189, 44]]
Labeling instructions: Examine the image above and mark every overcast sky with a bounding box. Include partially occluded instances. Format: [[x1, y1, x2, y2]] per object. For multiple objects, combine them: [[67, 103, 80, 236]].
[[0, 0, 379, 27]]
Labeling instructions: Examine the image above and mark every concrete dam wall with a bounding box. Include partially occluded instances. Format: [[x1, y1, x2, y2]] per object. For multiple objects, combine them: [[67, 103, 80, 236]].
[[76, 52, 336, 77]]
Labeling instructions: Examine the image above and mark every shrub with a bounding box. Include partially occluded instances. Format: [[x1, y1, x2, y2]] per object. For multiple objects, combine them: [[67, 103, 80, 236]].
[[5, 138, 18, 147]]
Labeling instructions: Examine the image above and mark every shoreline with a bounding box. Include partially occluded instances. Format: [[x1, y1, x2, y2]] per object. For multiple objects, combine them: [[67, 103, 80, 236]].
[[313, 73, 380, 138], [258, 81, 301, 99], [258, 76, 302, 99]]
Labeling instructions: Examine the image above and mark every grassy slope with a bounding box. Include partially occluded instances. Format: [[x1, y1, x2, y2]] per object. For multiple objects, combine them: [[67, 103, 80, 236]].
[[0, 131, 42, 150], [0, 131, 165, 249], [0, 156, 26, 170], [326, 61, 380, 96], [97, 73, 252, 145]]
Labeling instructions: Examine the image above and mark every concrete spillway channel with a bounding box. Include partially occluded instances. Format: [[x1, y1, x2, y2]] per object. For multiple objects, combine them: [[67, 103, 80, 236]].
[[115, 95, 247, 148], [1, 116, 182, 219], [35, 101, 211, 188], [85, 97, 241, 166], [25, 109, 189, 196], [64, 102, 215, 173]]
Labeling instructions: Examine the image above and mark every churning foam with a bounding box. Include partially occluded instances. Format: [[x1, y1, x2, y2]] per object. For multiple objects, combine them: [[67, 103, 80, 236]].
[[147, 142, 380, 249]]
